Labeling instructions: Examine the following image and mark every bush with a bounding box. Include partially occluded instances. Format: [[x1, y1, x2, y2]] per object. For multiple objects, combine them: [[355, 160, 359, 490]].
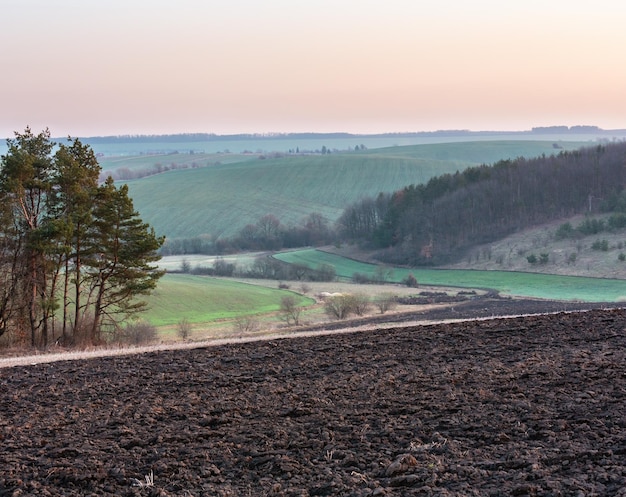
[[180, 258, 191, 273], [619, 253, 626, 262], [351, 293, 371, 316], [403, 273, 418, 288], [592, 239, 609, 251], [578, 218, 605, 235], [555, 222, 575, 240], [279, 295, 302, 326], [177, 318, 191, 341], [122, 321, 158, 345], [374, 293, 398, 314], [352, 272, 371, 284], [213, 257, 236, 276], [233, 315, 259, 334], [527, 254, 538, 264], [324, 294, 353, 319]]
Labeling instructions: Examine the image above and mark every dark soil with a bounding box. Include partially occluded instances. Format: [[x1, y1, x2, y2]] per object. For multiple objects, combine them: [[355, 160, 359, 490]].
[[1, 307, 625, 496]]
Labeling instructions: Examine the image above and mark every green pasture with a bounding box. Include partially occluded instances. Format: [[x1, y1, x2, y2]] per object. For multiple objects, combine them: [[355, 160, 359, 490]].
[[123, 140, 587, 240], [355, 140, 587, 164], [143, 273, 314, 327], [274, 249, 626, 302]]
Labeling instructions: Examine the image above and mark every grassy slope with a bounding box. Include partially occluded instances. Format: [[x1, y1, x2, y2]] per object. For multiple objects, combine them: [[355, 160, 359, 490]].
[[143, 274, 314, 327], [444, 214, 626, 279], [123, 141, 587, 240], [99, 152, 256, 175], [274, 249, 626, 302]]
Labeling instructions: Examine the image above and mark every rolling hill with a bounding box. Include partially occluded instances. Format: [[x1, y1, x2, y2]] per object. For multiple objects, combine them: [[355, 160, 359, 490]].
[[122, 140, 588, 241]]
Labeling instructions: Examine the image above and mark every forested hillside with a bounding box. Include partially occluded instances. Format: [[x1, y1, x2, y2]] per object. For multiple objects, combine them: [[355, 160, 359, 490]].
[[338, 142, 626, 265]]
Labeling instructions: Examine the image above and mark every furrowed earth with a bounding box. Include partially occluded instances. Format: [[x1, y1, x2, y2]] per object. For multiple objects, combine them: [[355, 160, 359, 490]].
[[1, 304, 625, 496]]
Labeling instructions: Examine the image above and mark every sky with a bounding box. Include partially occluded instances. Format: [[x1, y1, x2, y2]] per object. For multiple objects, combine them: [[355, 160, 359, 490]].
[[2, 0, 626, 138]]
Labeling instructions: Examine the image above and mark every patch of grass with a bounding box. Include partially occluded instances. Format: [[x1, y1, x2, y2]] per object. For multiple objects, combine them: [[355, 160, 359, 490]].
[[143, 274, 314, 327], [274, 249, 626, 302]]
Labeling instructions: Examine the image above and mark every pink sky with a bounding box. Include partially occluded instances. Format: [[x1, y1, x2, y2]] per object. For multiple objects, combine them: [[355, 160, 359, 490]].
[[2, 0, 625, 138]]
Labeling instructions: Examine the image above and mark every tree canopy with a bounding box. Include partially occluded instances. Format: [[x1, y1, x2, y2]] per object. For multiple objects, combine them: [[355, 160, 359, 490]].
[[0, 128, 164, 347]]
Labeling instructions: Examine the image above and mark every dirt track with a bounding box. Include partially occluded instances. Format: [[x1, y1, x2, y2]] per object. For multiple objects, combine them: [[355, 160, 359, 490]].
[[1, 307, 625, 496]]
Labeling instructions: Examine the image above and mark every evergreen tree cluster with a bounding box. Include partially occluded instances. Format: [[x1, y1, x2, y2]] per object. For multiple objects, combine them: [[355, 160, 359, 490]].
[[0, 128, 164, 347]]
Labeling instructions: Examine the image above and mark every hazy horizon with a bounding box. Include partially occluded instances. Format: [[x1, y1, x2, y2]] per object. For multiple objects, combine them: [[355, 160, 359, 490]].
[[2, 1, 625, 139]]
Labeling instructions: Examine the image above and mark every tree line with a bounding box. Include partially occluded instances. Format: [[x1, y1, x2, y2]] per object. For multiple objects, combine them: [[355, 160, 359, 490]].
[[0, 128, 164, 348], [161, 212, 336, 255], [336, 142, 626, 265]]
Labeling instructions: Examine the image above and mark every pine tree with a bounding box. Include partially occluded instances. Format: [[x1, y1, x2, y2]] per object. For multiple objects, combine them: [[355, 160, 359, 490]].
[[0, 129, 165, 347], [87, 178, 164, 343]]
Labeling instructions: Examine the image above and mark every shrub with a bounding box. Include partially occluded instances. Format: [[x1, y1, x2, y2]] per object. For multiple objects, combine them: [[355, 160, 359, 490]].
[[279, 295, 302, 326], [180, 258, 191, 273], [177, 318, 191, 341], [555, 222, 575, 240], [213, 257, 236, 276], [527, 254, 538, 264], [539, 253, 549, 264], [233, 315, 259, 334], [324, 294, 353, 319], [619, 253, 626, 262], [122, 321, 158, 346], [578, 218, 605, 235], [351, 293, 371, 316], [403, 273, 418, 288], [592, 239, 609, 251], [352, 272, 371, 284], [608, 214, 626, 231], [374, 293, 398, 314]]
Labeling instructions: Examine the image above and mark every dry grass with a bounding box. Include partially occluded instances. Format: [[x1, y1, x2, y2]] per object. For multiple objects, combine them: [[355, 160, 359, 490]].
[[444, 215, 626, 279]]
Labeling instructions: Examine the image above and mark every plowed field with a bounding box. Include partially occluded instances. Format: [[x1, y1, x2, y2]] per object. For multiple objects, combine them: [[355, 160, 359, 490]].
[[1, 308, 625, 496]]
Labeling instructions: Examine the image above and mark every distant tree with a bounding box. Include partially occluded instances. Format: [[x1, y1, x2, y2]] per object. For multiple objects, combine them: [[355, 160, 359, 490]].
[[351, 293, 371, 316], [213, 256, 235, 276], [403, 273, 418, 288], [279, 295, 302, 326], [374, 293, 398, 314], [324, 294, 354, 319], [180, 258, 191, 273], [177, 318, 191, 340]]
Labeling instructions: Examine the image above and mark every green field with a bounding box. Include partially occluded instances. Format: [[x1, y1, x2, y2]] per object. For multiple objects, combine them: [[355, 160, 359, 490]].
[[122, 140, 587, 240], [274, 249, 626, 302], [142, 274, 314, 327], [98, 152, 257, 176]]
